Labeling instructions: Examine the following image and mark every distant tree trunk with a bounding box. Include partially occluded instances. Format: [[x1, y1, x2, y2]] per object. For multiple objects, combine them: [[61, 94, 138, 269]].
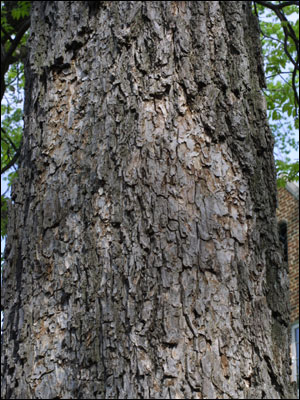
[[1, 1, 296, 399]]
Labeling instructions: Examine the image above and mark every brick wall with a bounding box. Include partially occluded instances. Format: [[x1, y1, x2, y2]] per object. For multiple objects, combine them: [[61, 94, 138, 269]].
[[277, 183, 299, 324]]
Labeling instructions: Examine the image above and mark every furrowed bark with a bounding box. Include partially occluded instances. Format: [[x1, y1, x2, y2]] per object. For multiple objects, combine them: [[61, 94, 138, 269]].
[[1, 2, 296, 399]]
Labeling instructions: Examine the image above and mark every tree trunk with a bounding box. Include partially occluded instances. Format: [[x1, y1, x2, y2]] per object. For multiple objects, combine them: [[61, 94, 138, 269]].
[[1, 1, 296, 398]]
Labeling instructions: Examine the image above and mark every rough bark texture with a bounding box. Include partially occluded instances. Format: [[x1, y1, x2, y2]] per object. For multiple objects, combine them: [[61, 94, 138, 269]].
[[1, 1, 296, 399]]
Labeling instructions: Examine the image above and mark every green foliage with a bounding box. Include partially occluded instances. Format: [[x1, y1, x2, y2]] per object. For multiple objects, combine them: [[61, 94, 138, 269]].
[[254, 1, 299, 187], [1, 62, 24, 173], [276, 159, 299, 187], [11, 1, 31, 20], [1, 1, 30, 242]]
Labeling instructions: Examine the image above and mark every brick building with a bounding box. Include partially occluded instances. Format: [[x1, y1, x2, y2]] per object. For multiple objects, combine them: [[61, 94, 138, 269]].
[[277, 182, 299, 391]]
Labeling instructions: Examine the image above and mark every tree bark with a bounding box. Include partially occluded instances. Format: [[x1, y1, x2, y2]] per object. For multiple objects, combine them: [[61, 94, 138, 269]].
[[1, 1, 296, 398]]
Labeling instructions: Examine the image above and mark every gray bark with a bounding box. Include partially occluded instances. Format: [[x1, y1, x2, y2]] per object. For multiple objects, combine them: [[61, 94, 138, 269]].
[[1, 1, 296, 399]]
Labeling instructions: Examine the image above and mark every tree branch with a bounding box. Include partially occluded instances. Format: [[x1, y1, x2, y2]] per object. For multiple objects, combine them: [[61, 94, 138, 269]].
[[1, 17, 30, 102], [261, 32, 285, 45], [255, 1, 299, 11], [266, 71, 293, 79], [254, 0, 299, 108], [292, 57, 299, 107], [282, 23, 298, 68], [255, 1, 299, 48], [277, 1, 300, 9], [1, 127, 18, 153], [1, 127, 22, 175], [1, 25, 14, 45], [4, 17, 30, 62], [1, 147, 21, 175]]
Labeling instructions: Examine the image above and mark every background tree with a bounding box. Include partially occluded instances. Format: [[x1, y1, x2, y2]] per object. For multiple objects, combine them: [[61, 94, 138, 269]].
[[1, 0, 31, 240], [1, 1, 297, 398], [254, 0, 299, 187]]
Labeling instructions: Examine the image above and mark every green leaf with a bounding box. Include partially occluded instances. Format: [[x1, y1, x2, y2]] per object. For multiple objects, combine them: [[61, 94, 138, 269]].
[[276, 160, 299, 188], [11, 1, 31, 20]]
